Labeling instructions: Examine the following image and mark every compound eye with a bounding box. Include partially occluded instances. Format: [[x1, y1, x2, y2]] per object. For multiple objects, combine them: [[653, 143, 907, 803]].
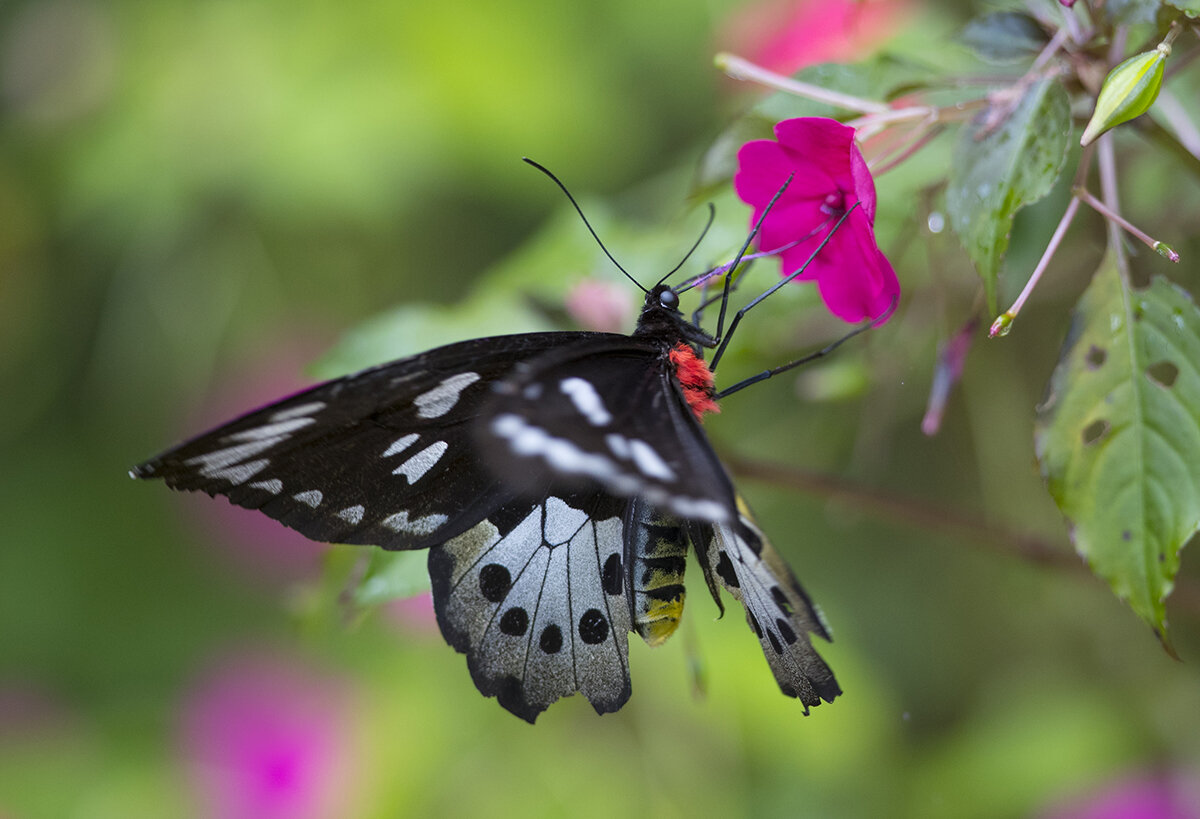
[[658, 289, 679, 310]]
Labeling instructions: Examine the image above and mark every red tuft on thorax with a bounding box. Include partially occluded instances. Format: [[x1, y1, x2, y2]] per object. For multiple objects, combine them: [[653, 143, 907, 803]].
[[669, 344, 720, 420]]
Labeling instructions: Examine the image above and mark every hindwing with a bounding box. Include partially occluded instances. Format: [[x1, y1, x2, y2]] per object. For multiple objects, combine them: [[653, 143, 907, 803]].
[[691, 499, 841, 710], [428, 492, 635, 722]]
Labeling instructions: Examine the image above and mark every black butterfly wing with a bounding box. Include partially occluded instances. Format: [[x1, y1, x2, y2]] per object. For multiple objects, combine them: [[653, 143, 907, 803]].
[[478, 339, 741, 525], [133, 331, 623, 550], [428, 491, 636, 723], [691, 499, 841, 711]]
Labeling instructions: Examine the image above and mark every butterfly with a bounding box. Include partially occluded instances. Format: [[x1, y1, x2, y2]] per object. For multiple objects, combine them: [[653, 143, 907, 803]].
[[132, 166, 848, 722]]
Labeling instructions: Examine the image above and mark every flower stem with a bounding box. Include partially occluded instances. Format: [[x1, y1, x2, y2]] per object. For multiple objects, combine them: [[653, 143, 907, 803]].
[[847, 106, 944, 141], [990, 196, 1082, 337], [714, 53, 890, 115], [1074, 186, 1180, 262], [1031, 26, 1069, 71], [869, 123, 946, 176]]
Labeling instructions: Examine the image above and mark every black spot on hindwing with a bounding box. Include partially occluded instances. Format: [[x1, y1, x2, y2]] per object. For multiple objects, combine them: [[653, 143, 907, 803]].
[[602, 553, 623, 596], [479, 564, 512, 603], [539, 625, 563, 654], [500, 607, 529, 636], [578, 609, 609, 644]]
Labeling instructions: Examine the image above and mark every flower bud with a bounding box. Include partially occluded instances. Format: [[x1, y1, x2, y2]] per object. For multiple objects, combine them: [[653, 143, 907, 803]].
[[989, 311, 1014, 338], [1080, 45, 1168, 146]]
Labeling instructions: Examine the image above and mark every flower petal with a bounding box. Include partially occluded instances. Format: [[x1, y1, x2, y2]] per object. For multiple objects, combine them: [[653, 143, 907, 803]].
[[848, 140, 878, 223], [775, 118, 857, 190], [814, 212, 899, 322], [733, 116, 900, 323], [734, 140, 799, 206]]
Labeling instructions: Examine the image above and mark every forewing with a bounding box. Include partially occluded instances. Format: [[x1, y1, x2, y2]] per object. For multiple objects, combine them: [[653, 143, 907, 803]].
[[133, 332, 613, 550], [428, 492, 634, 722], [481, 341, 739, 525], [693, 500, 841, 710]]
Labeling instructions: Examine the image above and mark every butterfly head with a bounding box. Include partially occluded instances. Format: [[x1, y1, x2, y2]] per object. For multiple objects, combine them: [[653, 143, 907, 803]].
[[634, 283, 714, 349]]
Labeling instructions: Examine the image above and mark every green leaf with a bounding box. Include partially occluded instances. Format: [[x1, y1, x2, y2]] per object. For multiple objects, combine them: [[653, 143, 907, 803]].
[[354, 549, 431, 607], [946, 78, 1071, 312], [1164, 0, 1200, 15], [310, 295, 553, 379], [1108, 0, 1164, 25], [1035, 259, 1200, 646], [958, 12, 1049, 64]]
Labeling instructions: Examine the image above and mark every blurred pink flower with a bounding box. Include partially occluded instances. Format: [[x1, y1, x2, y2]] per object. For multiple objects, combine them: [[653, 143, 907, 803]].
[[180, 655, 356, 819], [734, 117, 899, 323], [565, 278, 635, 333], [0, 681, 69, 738], [922, 317, 978, 436], [722, 0, 913, 76], [1042, 772, 1200, 819]]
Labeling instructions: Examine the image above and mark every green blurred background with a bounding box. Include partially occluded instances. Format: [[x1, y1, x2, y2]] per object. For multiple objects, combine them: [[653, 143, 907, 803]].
[[2, 0, 1199, 817]]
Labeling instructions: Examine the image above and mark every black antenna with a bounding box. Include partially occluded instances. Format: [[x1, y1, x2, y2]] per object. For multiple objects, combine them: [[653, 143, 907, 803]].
[[654, 203, 716, 289], [522, 157, 647, 294], [696, 173, 794, 348], [674, 173, 794, 299]]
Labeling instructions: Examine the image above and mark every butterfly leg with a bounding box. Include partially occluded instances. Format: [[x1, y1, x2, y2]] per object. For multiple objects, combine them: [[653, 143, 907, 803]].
[[714, 318, 874, 399]]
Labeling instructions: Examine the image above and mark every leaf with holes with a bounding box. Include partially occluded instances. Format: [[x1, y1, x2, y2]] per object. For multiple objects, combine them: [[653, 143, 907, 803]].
[[1035, 259, 1200, 647], [946, 78, 1070, 313]]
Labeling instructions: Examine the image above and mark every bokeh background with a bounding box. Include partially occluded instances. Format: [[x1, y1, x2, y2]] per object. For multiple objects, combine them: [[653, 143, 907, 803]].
[[3, 0, 1199, 817]]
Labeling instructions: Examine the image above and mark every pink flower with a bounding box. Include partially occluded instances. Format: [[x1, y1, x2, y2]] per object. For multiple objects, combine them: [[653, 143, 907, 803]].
[[180, 655, 356, 819], [722, 0, 914, 76], [734, 117, 900, 323]]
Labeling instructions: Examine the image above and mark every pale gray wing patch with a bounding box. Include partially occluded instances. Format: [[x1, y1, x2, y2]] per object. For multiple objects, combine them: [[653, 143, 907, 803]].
[[428, 499, 631, 723], [700, 508, 840, 711]]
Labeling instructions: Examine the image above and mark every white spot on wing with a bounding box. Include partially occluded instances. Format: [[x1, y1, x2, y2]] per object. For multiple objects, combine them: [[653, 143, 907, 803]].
[[205, 459, 270, 485], [382, 510, 448, 535], [249, 479, 283, 495], [269, 402, 326, 422], [491, 416, 728, 524], [629, 439, 676, 481], [292, 490, 323, 508], [606, 433, 630, 460], [543, 497, 588, 545], [187, 439, 278, 473], [337, 505, 365, 525], [491, 414, 637, 493], [668, 496, 727, 521], [226, 417, 314, 442], [393, 441, 448, 483], [383, 433, 419, 458], [414, 373, 480, 419], [560, 377, 612, 426]]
